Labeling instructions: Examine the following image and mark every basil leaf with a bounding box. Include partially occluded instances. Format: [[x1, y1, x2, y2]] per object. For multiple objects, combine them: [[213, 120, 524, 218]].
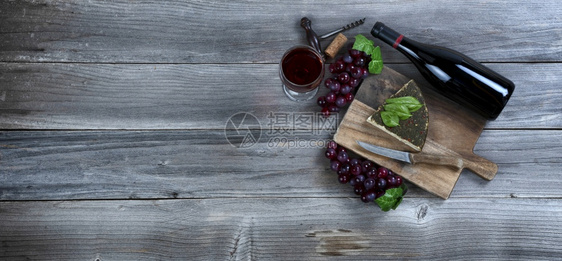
[[352, 34, 374, 53], [368, 60, 383, 75], [362, 45, 375, 57], [370, 45, 382, 60], [353, 35, 383, 75], [384, 104, 410, 114], [383, 96, 422, 120], [385, 96, 421, 105], [383, 104, 410, 120], [406, 103, 423, 112], [368, 46, 383, 74], [375, 187, 404, 212], [381, 111, 399, 127], [395, 111, 412, 120]]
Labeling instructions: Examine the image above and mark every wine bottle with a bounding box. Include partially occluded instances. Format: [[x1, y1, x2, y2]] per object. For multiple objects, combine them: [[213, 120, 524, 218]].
[[371, 22, 515, 120]]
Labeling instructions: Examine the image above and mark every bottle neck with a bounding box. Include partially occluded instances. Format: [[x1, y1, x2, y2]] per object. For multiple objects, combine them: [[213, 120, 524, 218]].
[[371, 22, 406, 49], [372, 22, 424, 62]]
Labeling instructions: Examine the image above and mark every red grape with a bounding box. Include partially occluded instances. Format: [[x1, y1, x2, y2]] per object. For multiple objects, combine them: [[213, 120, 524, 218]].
[[334, 60, 345, 72], [366, 168, 377, 178], [324, 141, 406, 209], [350, 164, 362, 176], [386, 175, 398, 188], [345, 93, 354, 103], [328, 104, 340, 113], [361, 68, 369, 79], [338, 163, 350, 175], [396, 176, 403, 186], [349, 49, 361, 58], [349, 78, 360, 88], [349, 158, 361, 166], [354, 184, 365, 195], [337, 150, 349, 163], [362, 190, 377, 203], [376, 178, 387, 190], [364, 178, 376, 190], [325, 92, 337, 103], [338, 72, 350, 83], [354, 57, 366, 67], [335, 96, 347, 108], [377, 167, 389, 178], [330, 160, 341, 171], [351, 66, 363, 79], [339, 174, 350, 184], [329, 81, 341, 92], [342, 54, 353, 63], [321, 107, 330, 118], [325, 148, 337, 160], [340, 84, 353, 95], [317, 96, 326, 107], [317, 45, 371, 116], [324, 78, 334, 89]]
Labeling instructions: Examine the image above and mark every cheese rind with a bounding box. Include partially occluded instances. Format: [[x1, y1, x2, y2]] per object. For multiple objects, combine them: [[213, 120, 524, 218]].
[[366, 80, 429, 152]]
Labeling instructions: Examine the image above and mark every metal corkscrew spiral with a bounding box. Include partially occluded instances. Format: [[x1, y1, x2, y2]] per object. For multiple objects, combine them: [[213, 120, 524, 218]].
[[319, 18, 366, 39]]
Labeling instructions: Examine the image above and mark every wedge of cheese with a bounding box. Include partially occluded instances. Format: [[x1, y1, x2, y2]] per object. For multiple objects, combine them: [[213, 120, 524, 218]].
[[366, 80, 429, 152]]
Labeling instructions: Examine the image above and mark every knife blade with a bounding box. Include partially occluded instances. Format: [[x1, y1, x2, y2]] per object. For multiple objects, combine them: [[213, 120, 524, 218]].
[[356, 140, 463, 169]]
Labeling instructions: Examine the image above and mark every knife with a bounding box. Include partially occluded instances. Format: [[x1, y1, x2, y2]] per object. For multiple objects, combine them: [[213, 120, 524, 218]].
[[356, 140, 464, 169]]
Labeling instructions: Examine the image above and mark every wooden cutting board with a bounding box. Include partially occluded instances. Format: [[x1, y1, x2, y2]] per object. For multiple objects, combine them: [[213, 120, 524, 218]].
[[334, 66, 497, 199]]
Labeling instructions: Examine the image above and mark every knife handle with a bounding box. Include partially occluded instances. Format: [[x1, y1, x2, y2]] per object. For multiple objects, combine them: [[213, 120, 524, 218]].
[[409, 154, 463, 169]]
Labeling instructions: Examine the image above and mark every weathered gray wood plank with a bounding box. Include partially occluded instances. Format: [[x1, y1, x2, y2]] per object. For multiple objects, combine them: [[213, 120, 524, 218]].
[[0, 0, 559, 259], [0, 63, 559, 129], [0, 130, 559, 200], [1, 198, 561, 260], [0, 0, 560, 63]]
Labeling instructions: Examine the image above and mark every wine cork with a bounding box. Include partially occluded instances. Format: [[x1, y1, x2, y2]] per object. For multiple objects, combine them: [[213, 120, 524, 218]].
[[324, 33, 348, 59]]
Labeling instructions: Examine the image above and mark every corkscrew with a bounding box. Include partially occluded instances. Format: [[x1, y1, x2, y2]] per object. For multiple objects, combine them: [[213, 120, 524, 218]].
[[319, 18, 366, 39], [300, 17, 322, 54], [300, 17, 366, 55]]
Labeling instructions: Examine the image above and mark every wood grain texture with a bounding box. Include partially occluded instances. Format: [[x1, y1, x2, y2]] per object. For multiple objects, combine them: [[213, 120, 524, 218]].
[[0, 0, 561, 63], [0, 0, 561, 259], [0, 130, 560, 201], [1, 198, 562, 260], [0, 63, 560, 130]]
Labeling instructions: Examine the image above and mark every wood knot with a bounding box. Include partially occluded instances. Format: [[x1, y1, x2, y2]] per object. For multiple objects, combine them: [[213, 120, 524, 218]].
[[416, 204, 429, 221]]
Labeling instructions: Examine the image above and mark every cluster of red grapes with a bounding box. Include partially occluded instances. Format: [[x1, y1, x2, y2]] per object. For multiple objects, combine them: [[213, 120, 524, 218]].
[[325, 140, 405, 203], [318, 48, 371, 117]]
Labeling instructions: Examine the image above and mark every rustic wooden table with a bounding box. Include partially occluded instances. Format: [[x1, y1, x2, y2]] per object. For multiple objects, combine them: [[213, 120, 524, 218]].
[[1, 1, 561, 260]]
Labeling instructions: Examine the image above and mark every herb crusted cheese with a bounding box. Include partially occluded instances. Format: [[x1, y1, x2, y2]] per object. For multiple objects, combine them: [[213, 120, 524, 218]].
[[367, 80, 429, 151]]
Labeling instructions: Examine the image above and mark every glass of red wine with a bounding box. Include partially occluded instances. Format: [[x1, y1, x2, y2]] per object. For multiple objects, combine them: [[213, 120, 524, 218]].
[[279, 45, 325, 101]]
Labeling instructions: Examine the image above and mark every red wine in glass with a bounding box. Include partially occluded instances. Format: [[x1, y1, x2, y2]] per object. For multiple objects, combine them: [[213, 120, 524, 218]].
[[280, 45, 325, 101]]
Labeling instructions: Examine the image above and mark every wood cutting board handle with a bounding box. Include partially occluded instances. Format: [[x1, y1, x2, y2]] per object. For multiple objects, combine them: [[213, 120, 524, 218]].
[[462, 155, 498, 181], [410, 153, 464, 169]]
